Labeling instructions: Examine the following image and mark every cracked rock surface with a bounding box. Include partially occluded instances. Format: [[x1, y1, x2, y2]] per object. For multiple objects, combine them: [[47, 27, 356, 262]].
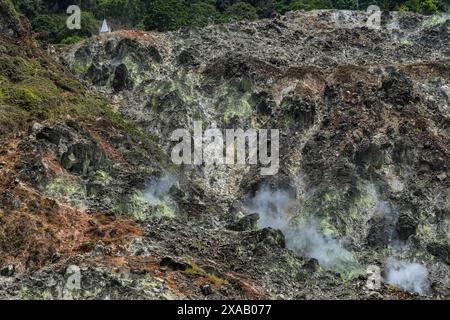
[[0, 5, 449, 299]]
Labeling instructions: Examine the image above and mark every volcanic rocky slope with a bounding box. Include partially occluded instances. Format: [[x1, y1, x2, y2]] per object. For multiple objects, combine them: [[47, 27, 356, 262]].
[[0, 1, 449, 300]]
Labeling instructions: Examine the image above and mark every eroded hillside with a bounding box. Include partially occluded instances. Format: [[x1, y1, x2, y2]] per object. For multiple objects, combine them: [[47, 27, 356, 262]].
[[0, 1, 449, 299]]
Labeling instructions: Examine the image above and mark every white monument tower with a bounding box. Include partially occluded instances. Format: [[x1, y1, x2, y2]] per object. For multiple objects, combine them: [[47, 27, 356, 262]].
[[99, 19, 112, 34]]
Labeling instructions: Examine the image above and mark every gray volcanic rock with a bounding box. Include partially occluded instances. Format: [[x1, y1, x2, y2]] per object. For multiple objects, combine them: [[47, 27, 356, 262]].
[[1, 8, 448, 300], [56, 9, 450, 299]]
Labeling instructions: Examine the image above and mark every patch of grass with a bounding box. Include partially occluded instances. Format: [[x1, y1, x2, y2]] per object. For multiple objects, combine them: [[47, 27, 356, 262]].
[[6, 87, 42, 110], [61, 35, 83, 45], [0, 103, 28, 134], [94, 170, 110, 182], [0, 0, 21, 31], [0, 57, 39, 82], [69, 59, 91, 75], [0, 55, 109, 137], [184, 261, 229, 287], [0, 11, 170, 170]]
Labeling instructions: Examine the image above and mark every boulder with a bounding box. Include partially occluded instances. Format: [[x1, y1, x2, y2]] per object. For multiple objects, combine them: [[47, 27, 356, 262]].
[[0, 265, 15, 277], [304, 258, 320, 272], [177, 49, 199, 67], [85, 63, 111, 86], [160, 257, 191, 271], [200, 284, 213, 296], [114, 38, 162, 64], [61, 142, 109, 175], [381, 70, 414, 108], [395, 214, 418, 241], [427, 242, 450, 265], [36, 126, 70, 145], [253, 228, 286, 248], [112, 63, 133, 92], [228, 213, 260, 232], [367, 215, 389, 247]]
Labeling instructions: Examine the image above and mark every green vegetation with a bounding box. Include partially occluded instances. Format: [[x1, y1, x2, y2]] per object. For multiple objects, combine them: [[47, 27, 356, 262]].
[[0, 22, 166, 162], [116, 190, 176, 221], [142, 0, 190, 32], [0, 53, 166, 166], [184, 261, 230, 287], [224, 1, 259, 20], [0, 1, 100, 133], [47, 176, 85, 199], [11, 0, 449, 44], [0, 54, 109, 136], [30, 11, 98, 43], [60, 35, 83, 45]]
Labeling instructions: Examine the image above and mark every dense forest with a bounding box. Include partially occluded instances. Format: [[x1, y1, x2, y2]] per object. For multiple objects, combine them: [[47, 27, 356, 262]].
[[12, 0, 450, 43]]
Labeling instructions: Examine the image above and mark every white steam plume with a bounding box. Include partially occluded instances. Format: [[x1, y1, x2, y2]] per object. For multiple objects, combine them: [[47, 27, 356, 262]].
[[246, 186, 360, 275], [246, 186, 294, 230], [286, 220, 359, 273], [144, 173, 177, 205], [385, 258, 430, 295]]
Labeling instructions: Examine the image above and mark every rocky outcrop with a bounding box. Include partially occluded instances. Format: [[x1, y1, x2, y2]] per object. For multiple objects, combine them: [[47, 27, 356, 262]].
[[0, 1, 449, 300], [427, 243, 450, 265], [0, 0, 24, 38], [61, 142, 109, 175], [58, 9, 449, 299]]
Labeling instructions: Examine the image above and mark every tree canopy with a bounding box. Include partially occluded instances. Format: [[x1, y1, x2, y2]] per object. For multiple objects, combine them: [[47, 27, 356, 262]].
[[12, 0, 449, 43]]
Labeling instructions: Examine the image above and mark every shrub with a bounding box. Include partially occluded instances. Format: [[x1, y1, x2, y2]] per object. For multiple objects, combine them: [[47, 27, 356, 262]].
[[421, 0, 439, 14], [61, 35, 82, 45], [30, 12, 98, 43], [188, 1, 220, 26], [142, 0, 189, 31], [224, 1, 258, 21]]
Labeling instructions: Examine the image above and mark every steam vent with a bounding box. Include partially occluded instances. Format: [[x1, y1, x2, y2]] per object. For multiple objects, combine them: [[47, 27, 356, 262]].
[[0, 0, 449, 301]]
